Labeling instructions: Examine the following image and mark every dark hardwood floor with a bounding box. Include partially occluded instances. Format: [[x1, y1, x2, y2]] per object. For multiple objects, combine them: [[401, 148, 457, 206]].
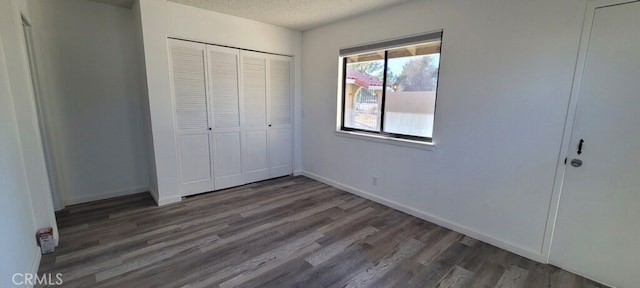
[[38, 176, 606, 288]]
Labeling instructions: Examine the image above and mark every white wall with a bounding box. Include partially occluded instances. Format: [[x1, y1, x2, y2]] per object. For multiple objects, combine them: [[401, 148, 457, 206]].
[[0, 0, 58, 284], [138, 0, 303, 205], [302, 0, 585, 261], [25, 0, 150, 205], [132, 0, 158, 200], [0, 33, 40, 288]]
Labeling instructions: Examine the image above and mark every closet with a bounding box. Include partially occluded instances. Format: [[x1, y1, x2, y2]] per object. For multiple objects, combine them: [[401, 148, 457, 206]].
[[168, 39, 293, 196]]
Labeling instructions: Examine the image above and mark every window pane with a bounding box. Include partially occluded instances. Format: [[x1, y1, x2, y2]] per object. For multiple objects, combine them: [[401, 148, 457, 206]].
[[344, 54, 384, 132], [383, 42, 441, 138]]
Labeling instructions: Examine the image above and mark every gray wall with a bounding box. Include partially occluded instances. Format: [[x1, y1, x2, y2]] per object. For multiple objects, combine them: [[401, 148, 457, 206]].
[[301, 0, 585, 261], [26, 0, 150, 205], [0, 0, 58, 284], [0, 29, 40, 288]]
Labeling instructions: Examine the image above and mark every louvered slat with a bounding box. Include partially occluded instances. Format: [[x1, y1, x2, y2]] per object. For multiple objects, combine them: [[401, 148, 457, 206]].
[[210, 51, 240, 129], [243, 57, 267, 126], [270, 59, 291, 125], [171, 45, 208, 130]]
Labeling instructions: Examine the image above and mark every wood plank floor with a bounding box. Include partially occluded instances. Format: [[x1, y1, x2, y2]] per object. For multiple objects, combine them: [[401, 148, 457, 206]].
[[38, 176, 607, 288]]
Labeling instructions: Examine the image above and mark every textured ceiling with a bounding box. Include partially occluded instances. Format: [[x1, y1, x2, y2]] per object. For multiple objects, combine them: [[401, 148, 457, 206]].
[[90, 0, 417, 31], [168, 0, 417, 31]]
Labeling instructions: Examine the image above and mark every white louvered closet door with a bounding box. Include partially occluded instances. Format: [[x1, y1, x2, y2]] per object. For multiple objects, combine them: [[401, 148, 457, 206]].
[[240, 51, 270, 183], [168, 39, 215, 196], [268, 55, 293, 177], [207, 45, 244, 189]]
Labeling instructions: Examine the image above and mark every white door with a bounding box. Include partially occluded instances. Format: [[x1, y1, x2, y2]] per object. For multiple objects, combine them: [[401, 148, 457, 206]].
[[207, 45, 244, 190], [168, 39, 215, 196], [240, 51, 270, 183], [268, 56, 293, 177], [550, 2, 640, 287]]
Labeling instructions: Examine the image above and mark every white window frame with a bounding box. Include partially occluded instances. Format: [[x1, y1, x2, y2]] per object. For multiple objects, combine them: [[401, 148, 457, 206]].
[[336, 31, 443, 148]]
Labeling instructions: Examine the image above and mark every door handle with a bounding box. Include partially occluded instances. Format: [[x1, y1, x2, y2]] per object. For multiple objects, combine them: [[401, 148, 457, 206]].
[[577, 139, 584, 155], [570, 159, 583, 167]]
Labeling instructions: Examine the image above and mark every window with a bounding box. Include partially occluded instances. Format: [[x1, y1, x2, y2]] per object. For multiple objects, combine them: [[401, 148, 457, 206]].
[[340, 31, 442, 142]]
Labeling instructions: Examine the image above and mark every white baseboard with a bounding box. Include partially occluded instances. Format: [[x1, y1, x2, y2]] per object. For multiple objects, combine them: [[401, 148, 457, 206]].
[[147, 185, 182, 206], [155, 195, 182, 206], [293, 170, 303, 176], [301, 170, 546, 263], [65, 186, 149, 205], [148, 186, 158, 203], [151, 192, 181, 206]]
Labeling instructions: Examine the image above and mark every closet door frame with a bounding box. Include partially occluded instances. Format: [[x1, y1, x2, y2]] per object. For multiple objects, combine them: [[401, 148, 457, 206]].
[[207, 45, 244, 189], [240, 50, 271, 183], [167, 39, 216, 196], [167, 38, 295, 195], [267, 54, 294, 177]]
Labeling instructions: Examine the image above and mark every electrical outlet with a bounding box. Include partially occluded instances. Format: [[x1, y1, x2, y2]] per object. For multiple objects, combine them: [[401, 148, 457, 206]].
[[372, 176, 378, 186]]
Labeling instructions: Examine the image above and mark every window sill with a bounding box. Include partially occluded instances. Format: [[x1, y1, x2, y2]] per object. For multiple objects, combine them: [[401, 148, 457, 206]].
[[334, 130, 436, 151]]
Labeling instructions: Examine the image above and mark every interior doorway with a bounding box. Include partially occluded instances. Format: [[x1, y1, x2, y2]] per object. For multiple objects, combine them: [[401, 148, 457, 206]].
[[547, 1, 640, 287], [21, 15, 63, 211]]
